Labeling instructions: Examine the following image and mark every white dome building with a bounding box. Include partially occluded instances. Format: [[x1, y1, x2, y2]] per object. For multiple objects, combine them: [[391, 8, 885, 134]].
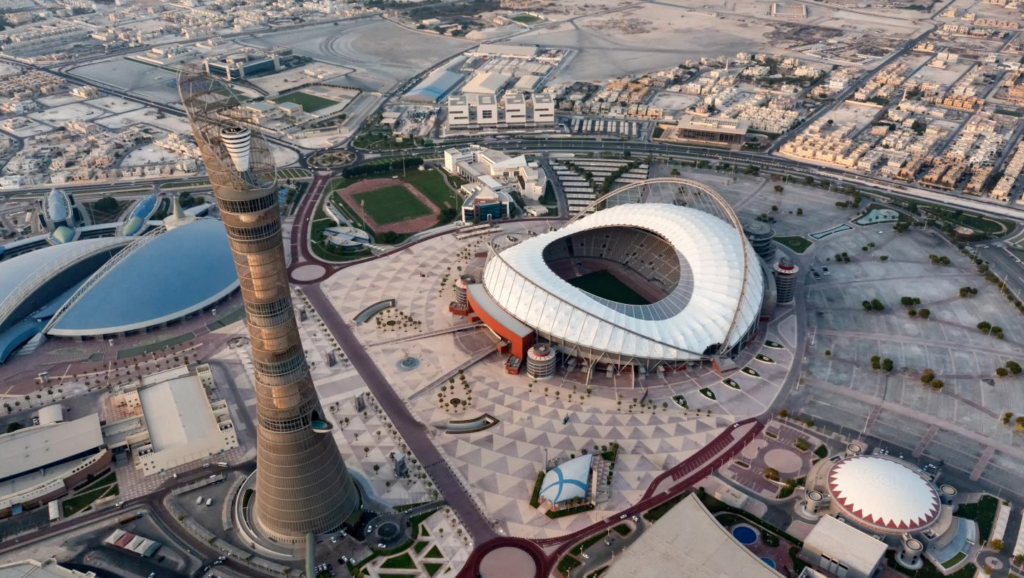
[[826, 455, 941, 534], [475, 195, 764, 369]]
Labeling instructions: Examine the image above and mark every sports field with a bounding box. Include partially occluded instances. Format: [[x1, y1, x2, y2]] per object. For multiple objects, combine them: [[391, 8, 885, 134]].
[[354, 185, 432, 225], [274, 91, 337, 113], [568, 270, 650, 305]]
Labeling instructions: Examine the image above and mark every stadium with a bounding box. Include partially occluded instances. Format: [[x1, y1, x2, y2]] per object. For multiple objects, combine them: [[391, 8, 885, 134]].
[[0, 218, 237, 362], [465, 178, 767, 372]]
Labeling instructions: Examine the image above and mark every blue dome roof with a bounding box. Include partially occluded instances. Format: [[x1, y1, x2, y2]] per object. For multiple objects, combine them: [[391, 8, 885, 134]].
[[122, 195, 158, 236], [49, 226, 76, 245], [46, 189, 71, 224], [46, 219, 238, 336], [0, 238, 126, 322]]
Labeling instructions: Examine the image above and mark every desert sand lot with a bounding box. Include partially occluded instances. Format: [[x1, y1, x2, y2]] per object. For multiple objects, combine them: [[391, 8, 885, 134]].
[[71, 58, 182, 105], [240, 19, 475, 86], [122, 146, 186, 167], [513, 8, 778, 81], [28, 102, 106, 123], [87, 96, 146, 115], [509, 0, 932, 80], [913, 59, 975, 86], [247, 63, 355, 95], [94, 108, 192, 133]]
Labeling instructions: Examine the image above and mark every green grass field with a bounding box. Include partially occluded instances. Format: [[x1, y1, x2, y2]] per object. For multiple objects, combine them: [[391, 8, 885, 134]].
[[511, 13, 541, 23], [567, 270, 649, 305], [274, 91, 337, 113], [278, 168, 311, 179], [403, 170, 458, 211], [354, 185, 432, 225], [775, 236, 813, 253]]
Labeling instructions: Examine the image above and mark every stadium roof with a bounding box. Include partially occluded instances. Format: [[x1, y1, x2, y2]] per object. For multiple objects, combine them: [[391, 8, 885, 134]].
[[0, 238, 127, 328], [540, 454, 592, 504], [605, 494, 782, 578], [121, 195, 158, 237], [482, 204, 763, 362], [45, 189, 70, 224], [0, 415, 104, 483], [827, 455, 940, 533], [49, 226, 76, 245], [407, 69, 464, 103], [46, 219, 237, 336]]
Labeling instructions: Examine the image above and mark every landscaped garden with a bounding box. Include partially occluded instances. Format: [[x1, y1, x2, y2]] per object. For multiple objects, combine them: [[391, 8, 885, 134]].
[[63, 471, 119, 517], [775, 236, 812, 253]]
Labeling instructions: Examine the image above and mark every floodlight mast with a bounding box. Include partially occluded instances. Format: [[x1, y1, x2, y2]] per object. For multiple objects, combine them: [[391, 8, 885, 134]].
[[178, 63, 359, 543]]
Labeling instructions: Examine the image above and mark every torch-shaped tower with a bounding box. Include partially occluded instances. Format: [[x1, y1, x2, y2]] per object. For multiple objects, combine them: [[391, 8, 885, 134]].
[[178, 65, 359, 542]]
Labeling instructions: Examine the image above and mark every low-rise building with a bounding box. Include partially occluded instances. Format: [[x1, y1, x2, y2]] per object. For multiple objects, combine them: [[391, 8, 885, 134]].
[[0, 412, 110, 516], [102, 365, 237, 476], [654, 115, 749, 148]]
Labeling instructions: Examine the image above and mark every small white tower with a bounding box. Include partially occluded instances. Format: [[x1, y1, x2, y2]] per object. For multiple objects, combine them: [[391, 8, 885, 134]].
[[220, 126, 252, 172]]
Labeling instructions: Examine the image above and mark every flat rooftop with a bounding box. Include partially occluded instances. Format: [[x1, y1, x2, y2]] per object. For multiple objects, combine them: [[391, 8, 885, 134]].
[[139, 373, 217, 452], [605, 494, 782, 578], [677, 114, 750, 135], [0, 415, 104, 483]]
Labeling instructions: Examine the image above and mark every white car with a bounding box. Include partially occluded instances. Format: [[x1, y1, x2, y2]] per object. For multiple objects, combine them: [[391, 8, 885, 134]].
[[619, 514, 627, 520], [581, 553, 590, 559]]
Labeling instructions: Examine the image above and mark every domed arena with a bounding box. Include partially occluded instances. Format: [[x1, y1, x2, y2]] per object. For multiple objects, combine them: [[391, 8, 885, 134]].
[[472, 178, 766, 370], [826, 455, 941, 534]]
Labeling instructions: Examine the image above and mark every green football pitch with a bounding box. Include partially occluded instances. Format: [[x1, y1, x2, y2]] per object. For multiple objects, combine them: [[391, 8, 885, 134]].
[[274, 91, 337, 113], [354, 185, 432, 225], [567, 270, 650, 305]]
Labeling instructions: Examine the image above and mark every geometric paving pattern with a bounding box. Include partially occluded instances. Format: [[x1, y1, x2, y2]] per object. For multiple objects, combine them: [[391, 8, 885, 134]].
[[322, 224, 796, 539]]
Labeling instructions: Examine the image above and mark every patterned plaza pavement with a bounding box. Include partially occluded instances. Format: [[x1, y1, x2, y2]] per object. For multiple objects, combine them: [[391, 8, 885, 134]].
[[319, 223, 799, 539]]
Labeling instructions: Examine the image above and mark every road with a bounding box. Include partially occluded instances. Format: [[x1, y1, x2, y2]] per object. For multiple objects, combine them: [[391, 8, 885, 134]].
[[345, 139, 1024, 222], [302, 284, 497, 544], [0, 464, 276, 578], [288, 171, 332, 268], [536, 156, 568, 217]]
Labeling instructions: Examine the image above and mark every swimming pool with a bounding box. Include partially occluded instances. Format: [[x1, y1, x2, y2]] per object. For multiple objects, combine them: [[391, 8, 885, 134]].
[[732, 524, 758, 545], [761, 557, 776, 568]]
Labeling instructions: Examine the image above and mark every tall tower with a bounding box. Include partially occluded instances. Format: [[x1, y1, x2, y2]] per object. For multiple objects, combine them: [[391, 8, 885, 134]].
[[178, 65, 359, 542]]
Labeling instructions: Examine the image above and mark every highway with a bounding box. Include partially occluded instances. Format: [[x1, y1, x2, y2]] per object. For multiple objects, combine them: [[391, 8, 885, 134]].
[[348, 138, 1024, 222]]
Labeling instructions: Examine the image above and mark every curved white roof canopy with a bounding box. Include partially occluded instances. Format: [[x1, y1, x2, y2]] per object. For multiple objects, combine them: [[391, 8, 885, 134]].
[[827, 455, 940, 533], [540, 454, 593, 504], [482, 203, 763, 362]]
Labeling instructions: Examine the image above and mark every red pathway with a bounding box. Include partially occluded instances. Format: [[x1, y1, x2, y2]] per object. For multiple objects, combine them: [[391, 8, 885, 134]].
[[458, 418, 764, 577]]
